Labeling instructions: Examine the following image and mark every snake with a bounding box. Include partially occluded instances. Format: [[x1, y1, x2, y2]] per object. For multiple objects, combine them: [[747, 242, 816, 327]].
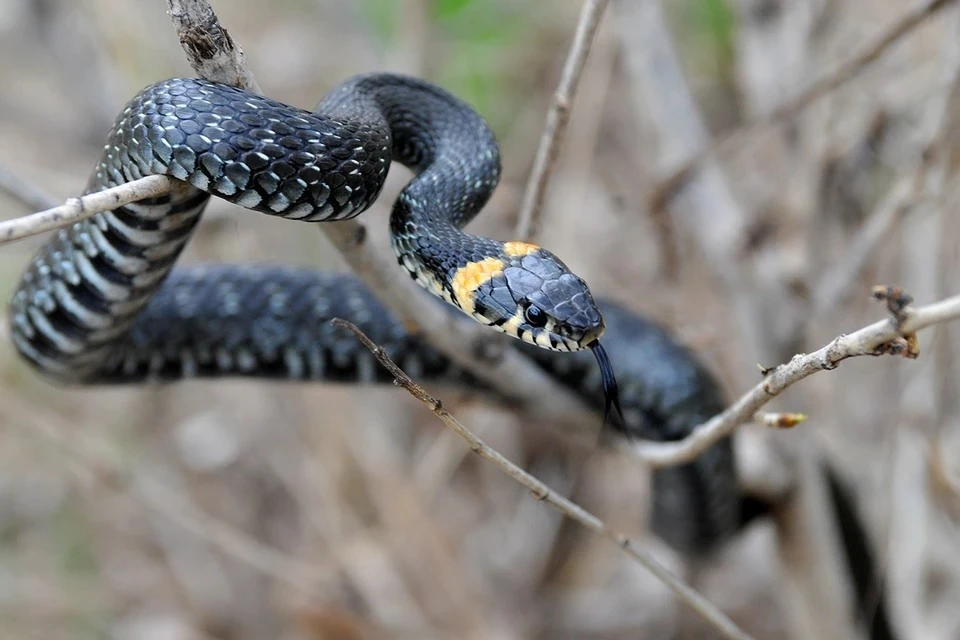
[[7, 74, 747, 555]]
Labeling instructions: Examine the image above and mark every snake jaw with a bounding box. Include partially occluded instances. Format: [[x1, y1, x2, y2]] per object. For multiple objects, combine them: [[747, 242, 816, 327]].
[[441, 247, 606, 353]]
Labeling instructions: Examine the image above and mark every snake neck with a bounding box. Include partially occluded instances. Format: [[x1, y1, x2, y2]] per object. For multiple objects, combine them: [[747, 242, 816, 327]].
[[388, 193, 502, 309], [319, 74, 504, 309]]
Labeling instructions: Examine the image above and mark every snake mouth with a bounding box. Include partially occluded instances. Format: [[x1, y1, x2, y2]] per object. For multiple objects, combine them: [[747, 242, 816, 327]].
[[589, 340, 625, 431], [579, 324, 605, 349]]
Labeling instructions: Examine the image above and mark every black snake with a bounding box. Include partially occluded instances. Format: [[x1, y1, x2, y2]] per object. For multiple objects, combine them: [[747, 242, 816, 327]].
[[8, 74, 746, 555]]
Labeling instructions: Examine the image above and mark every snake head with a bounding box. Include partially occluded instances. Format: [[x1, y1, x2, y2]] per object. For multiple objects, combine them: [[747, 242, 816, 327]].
[[452, 241, 605, 352]]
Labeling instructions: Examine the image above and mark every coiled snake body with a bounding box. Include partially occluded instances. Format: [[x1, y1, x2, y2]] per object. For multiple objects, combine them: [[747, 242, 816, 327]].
[[8, 74, 743, 555]]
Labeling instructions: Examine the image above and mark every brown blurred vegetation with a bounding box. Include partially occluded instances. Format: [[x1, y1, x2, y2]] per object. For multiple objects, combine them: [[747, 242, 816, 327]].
[[0, 0, 959, 638]]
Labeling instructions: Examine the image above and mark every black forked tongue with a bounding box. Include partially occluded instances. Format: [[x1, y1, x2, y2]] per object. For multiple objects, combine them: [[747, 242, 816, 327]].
[[589, 341, 625, 432]]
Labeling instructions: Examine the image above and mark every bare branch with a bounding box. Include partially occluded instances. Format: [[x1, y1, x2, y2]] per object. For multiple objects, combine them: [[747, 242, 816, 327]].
[[629, 291, 960, 467], [166, 0, 261, 92], [658, 0, 956, 193], [514, 0, 610, 241], [332, 318, 754, 640], [0, 175, 176, 244]]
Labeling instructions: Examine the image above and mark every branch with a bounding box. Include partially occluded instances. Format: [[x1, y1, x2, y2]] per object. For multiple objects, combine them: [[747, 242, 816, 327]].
[[0, 175, 176, 244], [629, 289, 960, 468], [331, 318, 754, 640], [166, 0, 261, 91], [658, 0, 956, 194], [514, 0, 610, 241]]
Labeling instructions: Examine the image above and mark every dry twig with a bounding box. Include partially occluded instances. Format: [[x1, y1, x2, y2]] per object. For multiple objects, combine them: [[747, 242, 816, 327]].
[[630, 291, 960, 467], [514, 0, 610, 241], [166, 0, 261, 92], [332, 318, 754, 640], [0, 175, 176, 243]]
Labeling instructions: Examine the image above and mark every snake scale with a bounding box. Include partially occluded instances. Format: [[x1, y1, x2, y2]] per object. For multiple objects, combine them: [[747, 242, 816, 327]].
[[7, 74, 747, 555]]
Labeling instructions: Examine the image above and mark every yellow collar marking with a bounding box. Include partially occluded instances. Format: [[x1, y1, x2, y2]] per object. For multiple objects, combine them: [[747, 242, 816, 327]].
[[502, 241, 540, 257], [451, 257, 504, 315]]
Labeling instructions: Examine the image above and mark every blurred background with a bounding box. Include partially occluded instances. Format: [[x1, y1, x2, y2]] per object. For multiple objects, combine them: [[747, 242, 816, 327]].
[[1, 0, 960, 638]]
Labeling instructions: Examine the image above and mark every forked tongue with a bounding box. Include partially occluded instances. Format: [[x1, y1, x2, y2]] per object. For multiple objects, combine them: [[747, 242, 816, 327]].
[[589, 341, 625, 432]]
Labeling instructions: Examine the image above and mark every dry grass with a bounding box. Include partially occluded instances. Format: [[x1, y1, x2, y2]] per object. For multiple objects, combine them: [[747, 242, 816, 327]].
[[1, 0, 960, 638]]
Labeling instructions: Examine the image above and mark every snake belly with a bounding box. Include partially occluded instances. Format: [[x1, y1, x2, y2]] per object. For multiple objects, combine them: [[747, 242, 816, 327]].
[[6, 75, 744, 555]]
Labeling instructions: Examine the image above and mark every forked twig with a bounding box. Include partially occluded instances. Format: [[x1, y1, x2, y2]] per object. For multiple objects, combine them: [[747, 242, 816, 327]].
[[515, 0, 610, 241], [630, 291, 960, 467], [332, 318, 754, 640]]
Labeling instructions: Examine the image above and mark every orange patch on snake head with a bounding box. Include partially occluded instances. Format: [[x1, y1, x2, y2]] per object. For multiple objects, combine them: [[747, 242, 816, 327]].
[[451, 257, 504, 315], [502, 241, 541, 257]]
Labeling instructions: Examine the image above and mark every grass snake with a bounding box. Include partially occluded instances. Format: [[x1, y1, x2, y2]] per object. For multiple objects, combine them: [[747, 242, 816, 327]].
[[8, 74, 748, 555]]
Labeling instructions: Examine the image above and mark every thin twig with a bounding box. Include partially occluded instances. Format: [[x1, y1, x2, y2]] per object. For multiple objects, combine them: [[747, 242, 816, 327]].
[[0, 175, 176, 243], [166, 0, 261, 92], [514, 0, 610, 241], [658, 0, 956, 194], [764, 0, 954, 123], [629, 291, 960, 467], [331, 318, 754, 640]]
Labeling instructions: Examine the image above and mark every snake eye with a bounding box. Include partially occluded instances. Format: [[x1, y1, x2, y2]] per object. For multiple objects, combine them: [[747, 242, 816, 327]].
[[524, 304, 548, 328]]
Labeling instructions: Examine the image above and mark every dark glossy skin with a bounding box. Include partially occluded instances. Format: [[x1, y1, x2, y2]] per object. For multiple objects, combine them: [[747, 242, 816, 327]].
[[9, 75, 604, 384]]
